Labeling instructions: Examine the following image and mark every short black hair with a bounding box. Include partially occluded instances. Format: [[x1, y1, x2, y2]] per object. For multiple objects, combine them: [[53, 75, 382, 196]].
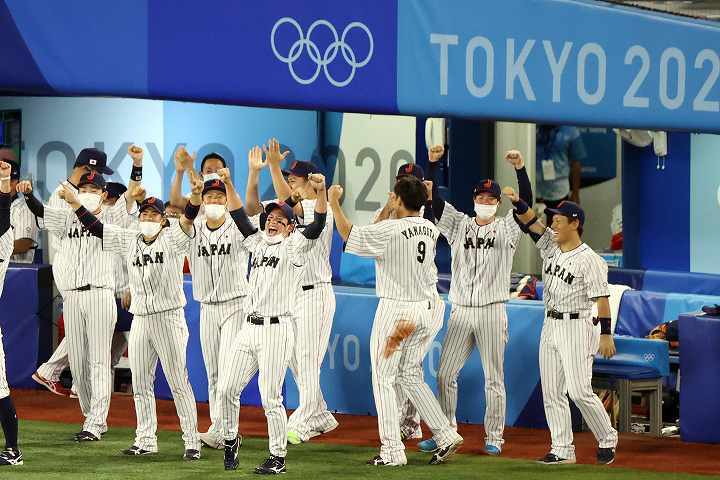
[[393, 176, 427, 212], [200, 152, 226, 172]]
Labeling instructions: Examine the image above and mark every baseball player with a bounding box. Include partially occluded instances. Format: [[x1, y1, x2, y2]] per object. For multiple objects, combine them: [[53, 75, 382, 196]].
[[32, 147, 140, 396], [19, 168, 135, 442], [373, 162, 433, 224], [328, 176, 463, 467], [57, 174, 204, 460], [0, 147, 38, 264], [217, 171, 327, 474], [256, 139, 338, 444], [183, 172, 250, 451], [0, 161, 24, 466], [511, 193, 618, 465], [417, 149, 533, 456]]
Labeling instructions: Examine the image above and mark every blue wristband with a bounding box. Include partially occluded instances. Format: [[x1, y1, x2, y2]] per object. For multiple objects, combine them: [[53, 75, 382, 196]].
[[513, 198, 529, 214]]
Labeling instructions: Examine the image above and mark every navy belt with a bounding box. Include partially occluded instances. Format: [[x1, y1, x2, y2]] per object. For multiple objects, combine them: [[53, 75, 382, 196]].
[[75, 285, 92, 292], [247, 315, 280, 325], [547, 310, 579, 320], [302, 285, 314, 291]]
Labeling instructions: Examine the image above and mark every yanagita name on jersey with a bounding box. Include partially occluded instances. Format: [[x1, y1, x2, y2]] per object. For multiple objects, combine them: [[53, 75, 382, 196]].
[[400, 224, 438, 241], [544, 263, 576, 285]]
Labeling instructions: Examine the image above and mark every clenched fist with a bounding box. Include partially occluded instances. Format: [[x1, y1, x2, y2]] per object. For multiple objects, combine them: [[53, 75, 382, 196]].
[[328, 185, 344, 203], [504, 149, 524, 169]]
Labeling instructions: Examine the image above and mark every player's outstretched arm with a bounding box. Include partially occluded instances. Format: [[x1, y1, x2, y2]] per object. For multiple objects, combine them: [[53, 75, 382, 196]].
[[264, 138, 293, 203], [245, 145, 265, 216], [503, 186, 545, 237], [16, 180, 44, 219], [328, 185, 352, 241], [179, 170, 203, 235], [169, 145, 195, 210], [427, 145, 446, 220], [301, 174, 327, 240], [505, 149, 533, 206], [57, 183, 105, 238]]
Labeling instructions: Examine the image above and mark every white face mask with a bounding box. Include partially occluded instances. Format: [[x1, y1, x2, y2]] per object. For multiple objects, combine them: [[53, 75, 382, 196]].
[[474, 202, 498, 220], [204, 204, 226, 221], [261, 230, 284, 244], [139, 221, 162, 238], [78, 192, 102, 212], [203, 173, 220, 182]]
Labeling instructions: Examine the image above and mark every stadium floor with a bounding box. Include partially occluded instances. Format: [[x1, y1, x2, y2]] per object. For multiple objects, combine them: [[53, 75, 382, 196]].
[[12, 389, 720, 477]]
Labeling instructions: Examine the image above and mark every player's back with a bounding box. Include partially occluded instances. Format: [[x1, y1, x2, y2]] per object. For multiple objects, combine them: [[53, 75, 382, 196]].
[[347, 216, 439, 302]]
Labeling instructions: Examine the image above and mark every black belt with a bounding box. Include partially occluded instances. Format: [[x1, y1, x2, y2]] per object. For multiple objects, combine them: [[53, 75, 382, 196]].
[[75, 285, 92, 292], [302, 285, 314, 291], [547, 310, 579, 320], [247, 315, 280, 325]]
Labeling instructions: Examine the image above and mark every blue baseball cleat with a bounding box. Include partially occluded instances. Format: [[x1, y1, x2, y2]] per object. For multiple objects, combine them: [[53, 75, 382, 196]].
[[484, 444, 501, 456], [417, 438, 439, 453]]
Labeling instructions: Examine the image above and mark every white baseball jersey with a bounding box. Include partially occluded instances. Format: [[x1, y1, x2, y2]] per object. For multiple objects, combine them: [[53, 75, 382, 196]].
[[189, 214, 249, 303], [103, 222, 191, 316], [42, 206, 122, 292], [437, 203, 522, 306], [345, 216, 439, 302], [536, 228, 610, 312], [297, 199, 333, 285], [10, 196, 38, 263], [240, 231, 317, 317]]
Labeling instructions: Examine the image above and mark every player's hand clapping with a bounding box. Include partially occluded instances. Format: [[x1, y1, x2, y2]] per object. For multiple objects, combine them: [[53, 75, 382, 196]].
[[504, 149, 524, 170], [248, 145, 266, 172], [263, 138, 289, 167], [174, 145, 196, 173]]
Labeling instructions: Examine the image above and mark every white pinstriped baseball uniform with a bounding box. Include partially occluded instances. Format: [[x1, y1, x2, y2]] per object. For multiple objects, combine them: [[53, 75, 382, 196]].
[[187, 213, 248, 445], [435, 204, 522, 448], [9, 196, 38, 263], [286, 199, 337, 441], [35, 183, 82, 384], [535, 228, 617, 460], [41, 201, 128, 437], [218, 219, 322, 459], [0, 225, 15, 399], [345, 217, 462, 465], [102, 222, 200, 452]]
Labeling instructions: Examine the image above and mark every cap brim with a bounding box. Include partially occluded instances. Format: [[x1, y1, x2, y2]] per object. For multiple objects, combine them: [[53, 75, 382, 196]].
[[98, 166, 114, 175], [139, 204, 164, 215]]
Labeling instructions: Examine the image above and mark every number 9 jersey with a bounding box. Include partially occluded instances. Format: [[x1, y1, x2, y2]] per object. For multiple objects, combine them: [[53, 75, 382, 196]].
[[345, 217, 439, 302]]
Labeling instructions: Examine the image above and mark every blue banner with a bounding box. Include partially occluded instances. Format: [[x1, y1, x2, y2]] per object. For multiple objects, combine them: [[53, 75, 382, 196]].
[[2, 0, 720, 132]]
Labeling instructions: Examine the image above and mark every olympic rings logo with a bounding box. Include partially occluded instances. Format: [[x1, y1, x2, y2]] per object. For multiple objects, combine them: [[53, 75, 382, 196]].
[[643, 353, 656, 362], [271, 17, 374, 87]]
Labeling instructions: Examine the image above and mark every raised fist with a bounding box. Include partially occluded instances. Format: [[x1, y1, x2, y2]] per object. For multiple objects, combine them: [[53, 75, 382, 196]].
[[129, 144, 144, 165], [504, 149, 524, 169], [130, 185, 147, 203], [327, 184, 344, 203], [16, 180, 33, 194], [502, 186, 519, 203], [428, 145, 444, 163], [308, 173, 326, 191], [217, 167, 232, 185]]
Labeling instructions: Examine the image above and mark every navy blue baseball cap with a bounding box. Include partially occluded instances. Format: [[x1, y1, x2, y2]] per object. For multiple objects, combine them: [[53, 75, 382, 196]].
[[396, 163, 424, 180], [202, 178, 227, 196], [78, 171, 106, 190], [105, 182, 127, 199], [139, 197, 165, 215], [265, 201, 296, 223], [282, 160, 316, 178], [74, 148, 113, 175], [473, 179, 501, 199], [547, 201, 585, 226]]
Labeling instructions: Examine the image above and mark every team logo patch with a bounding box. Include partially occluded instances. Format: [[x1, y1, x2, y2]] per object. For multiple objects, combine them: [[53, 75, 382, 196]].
[[148, 197, 156, 204], [212, 179, 221, 187], [484, 179, 492, 189], [89, 159, 98, 166]]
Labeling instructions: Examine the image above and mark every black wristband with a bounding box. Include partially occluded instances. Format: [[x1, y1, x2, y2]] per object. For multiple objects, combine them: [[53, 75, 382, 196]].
[[130, 165, 143, 182], [524, 215, 538, 229], [513, 198, 529, 214], [598, 317, 611, 335], [184, 201, 200, 220]]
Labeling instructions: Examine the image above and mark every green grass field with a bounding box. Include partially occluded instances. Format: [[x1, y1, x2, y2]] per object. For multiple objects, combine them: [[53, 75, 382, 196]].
[[0, 420, 710, 480]]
